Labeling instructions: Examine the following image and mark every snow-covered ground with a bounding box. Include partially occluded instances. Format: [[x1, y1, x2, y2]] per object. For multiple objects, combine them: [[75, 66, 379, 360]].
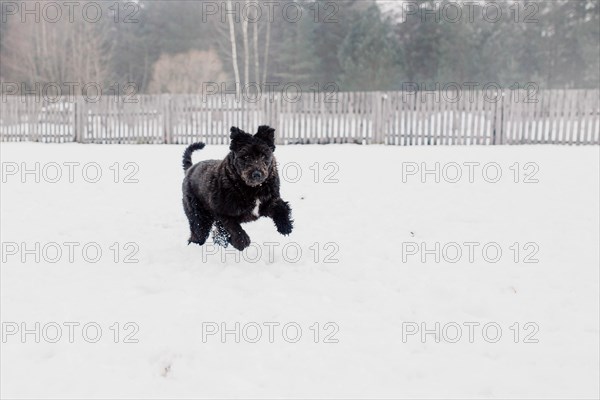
[[1, 143, 598, 399]]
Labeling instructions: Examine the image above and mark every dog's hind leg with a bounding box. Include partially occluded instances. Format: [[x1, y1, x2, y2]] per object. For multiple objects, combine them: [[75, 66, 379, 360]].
[[211, 221, 231, 248], [183, 194, 213, 246]]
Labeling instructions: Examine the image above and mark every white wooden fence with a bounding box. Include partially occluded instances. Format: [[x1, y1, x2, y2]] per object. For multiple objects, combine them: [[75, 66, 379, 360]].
[[1, 89, 598, 145]]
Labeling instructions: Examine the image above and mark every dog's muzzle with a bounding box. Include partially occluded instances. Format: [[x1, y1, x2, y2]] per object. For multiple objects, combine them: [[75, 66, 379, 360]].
[[246, 170, 266, 186], [251, 170, 263, 181]]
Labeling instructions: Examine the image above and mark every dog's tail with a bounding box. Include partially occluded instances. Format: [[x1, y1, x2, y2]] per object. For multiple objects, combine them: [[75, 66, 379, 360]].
[[182, 142, 205, 171]]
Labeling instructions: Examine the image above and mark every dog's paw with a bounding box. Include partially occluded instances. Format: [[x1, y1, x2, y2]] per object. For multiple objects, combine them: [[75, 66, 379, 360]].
[[188, 234, 206, 246], [230, 231, 251, 251], [276, 220, 293, 236]]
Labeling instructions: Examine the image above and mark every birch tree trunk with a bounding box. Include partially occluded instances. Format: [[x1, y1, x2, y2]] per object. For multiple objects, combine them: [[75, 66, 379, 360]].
[[253, 12, 260, 84], [227, 0, 241, 98], [242, 0, 250, 85], [262, 21, 271, 83]]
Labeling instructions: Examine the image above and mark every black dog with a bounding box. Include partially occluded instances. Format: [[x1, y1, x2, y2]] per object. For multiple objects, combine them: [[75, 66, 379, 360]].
[[182, 125, 293, 251]]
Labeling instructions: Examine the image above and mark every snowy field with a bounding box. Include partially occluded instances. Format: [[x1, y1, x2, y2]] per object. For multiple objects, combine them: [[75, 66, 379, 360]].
[[1, 143, 599, 399]]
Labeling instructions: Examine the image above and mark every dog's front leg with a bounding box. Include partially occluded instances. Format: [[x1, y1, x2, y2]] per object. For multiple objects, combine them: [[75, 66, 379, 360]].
[[261, 198, 293, 236], [219, 218, 251, 251]]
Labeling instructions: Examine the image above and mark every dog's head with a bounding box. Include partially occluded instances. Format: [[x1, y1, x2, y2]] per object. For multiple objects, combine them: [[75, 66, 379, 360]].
[[229, 125, 276, 187]]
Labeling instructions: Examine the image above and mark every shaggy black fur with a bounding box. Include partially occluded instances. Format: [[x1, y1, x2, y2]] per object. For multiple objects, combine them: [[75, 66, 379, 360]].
[[182, 125, 293, 251]]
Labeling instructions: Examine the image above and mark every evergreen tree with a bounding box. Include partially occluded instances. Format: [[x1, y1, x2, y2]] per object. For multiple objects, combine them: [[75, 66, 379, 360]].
[[338, 5, 401, 90]]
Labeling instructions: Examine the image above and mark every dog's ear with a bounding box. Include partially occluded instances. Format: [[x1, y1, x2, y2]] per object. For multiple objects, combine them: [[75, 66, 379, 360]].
[[255, 125, 276, 150], [230, 126, 245, 140], [230, 126, 251, 151]]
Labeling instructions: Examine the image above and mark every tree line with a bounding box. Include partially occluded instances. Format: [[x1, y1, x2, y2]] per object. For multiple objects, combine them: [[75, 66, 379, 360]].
[[0, 0, 598, 97]]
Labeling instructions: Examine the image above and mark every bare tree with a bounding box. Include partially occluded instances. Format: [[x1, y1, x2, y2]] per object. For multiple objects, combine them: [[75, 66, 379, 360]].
[[242, 0, 250, 85], [227, 0, 241, 98], [252, 7, 260, 84], [68, 14, 114, 85], [211, 1, 270, 87], [1, 17, 69, 84], [262, 21, 271, 83], [1, 1, 114, 93]]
